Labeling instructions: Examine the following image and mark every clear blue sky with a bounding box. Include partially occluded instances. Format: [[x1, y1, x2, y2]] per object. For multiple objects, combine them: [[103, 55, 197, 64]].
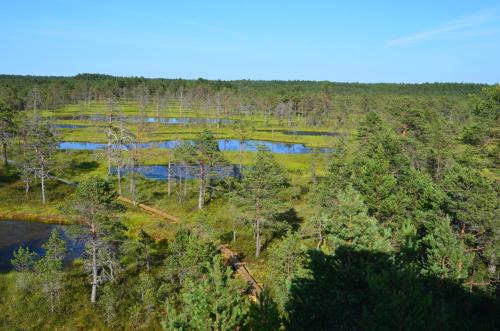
[[1, 0, 499, 83]]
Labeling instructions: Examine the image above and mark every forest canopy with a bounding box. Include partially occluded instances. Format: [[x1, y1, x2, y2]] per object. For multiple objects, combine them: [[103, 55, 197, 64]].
[[0, 75, 498, 330]]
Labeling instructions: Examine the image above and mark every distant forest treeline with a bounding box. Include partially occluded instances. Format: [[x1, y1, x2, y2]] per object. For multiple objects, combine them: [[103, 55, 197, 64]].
[[0, 74, 487, 119]]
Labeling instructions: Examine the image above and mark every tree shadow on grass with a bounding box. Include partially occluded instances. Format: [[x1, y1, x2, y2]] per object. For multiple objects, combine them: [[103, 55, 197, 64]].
[[285, 247, 499, 331], [0, 165, 20, 185], [152, 191, 166, 200], [219, 231, 234, 244], [276, 208, 302, 232], [67, 160, 99, 177]]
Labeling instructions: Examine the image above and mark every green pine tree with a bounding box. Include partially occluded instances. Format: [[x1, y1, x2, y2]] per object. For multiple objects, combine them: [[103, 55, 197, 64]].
[[233, 145, 289, 257], [64, 175, 123, 303], [267, 231, 308, 312], [162, 256, 249, 331], [323, 185, 392, 255], [193, 129, 226, 209], [352, 145, 408, 225], [36, 229, 66, 313], [248, 289, 281, 331], [10, 246, 39, 292], [421, 216, 473, 281]]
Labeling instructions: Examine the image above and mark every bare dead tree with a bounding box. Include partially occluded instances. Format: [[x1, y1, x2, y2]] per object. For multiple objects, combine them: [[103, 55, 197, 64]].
[[105, 98, 118, 175], [112, 118, 134, 195], [26, 117, 59, 204]]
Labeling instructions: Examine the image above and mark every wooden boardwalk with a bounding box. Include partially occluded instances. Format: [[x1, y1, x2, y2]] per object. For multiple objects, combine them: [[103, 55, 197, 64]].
[[7, 162, 261, 298], [220, 245, 263, 298], [117, 196, 180, 223]]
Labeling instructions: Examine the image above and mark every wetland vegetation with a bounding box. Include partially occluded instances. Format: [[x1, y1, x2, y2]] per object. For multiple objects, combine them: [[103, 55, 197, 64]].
[[0, 75, 498, 330]]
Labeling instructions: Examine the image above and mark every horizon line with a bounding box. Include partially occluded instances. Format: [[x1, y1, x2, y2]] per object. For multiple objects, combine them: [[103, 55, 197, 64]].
[[0, 73, 496, 85]]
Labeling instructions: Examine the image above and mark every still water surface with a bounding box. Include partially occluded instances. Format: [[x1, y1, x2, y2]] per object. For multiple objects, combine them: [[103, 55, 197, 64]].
[[112, 164, 242, 181], [56, 115, 234, 125], [0, 221, 83, 272], [59, 139, 332, 154]]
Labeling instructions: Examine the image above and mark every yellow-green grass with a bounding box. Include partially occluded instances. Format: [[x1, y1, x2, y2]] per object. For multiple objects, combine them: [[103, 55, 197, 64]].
[[5, 101, 346, 264], [42, 102, 356, 147], [0, 168, 72, 224], [42, 100, 364, 129], [57, 121, 345, 148], [5, 101, 345, 294], [0, 164, 178, 240], [55, 148, 330, 175], [0, 162, 271, 269], [42, 101, 275, 122], [53, 116, 346, 145], [1, 151, 319, 288]]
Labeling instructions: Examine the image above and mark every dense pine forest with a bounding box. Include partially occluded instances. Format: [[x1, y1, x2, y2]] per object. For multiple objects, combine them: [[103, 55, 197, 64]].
[[0, 75, 499, 330]]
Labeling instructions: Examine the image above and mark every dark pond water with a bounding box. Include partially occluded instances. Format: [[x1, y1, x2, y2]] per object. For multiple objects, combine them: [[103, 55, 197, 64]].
[[257, 129, 339, 137], [112, 164, 242, 181], [56, 115, 234, 125], [59, 139, 332, 154], [0, 221, 83, 272], [55, 124, 89, 129]]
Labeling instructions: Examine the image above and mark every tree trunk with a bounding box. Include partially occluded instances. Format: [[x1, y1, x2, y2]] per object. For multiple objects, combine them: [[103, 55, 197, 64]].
[[25, 176, 30, 195], [107, 137, 112, 175], [41, 165, 46, 204], [198, 165, 205, 209], [50, 290, 54, 313], [108, 259, 114, 281], [107, 112, 112, 175], [167, 156, 172, 196], [117, 164, 122, 195], [232, 221, 237, 242], [179, 88, 184, 120], [255, 218, 261, 258], [239, 140, 243, 172], [183, 166, 188, 196], [215, 92, 220, 129], [316, 218, 323, 249], [91, 237, 98, 304], [156, 101, 160, 124], [2, 142, 7, 166], [131, 174, 136, 206]]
